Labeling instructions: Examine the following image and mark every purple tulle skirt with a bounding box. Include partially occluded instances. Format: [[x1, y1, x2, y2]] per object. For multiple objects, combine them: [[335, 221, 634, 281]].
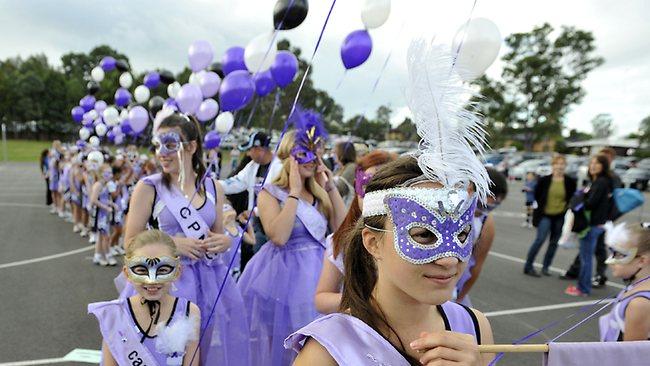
[[116, 256, 250, 366], [237, 240, 324, 366]]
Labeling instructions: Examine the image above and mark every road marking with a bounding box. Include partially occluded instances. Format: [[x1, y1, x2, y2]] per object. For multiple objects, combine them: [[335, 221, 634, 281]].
[[484, 299, 614, 317], [488, 250, 625, 290], [0, 246, 94, 270], [0, 348, 101, 365], [0, 202, 45, 208]]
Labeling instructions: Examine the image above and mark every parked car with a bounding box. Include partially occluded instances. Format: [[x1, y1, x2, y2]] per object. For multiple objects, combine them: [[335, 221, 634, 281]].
[[510, 159, 548, 180], [622, 168, 650, 191], [535, 162, 552, 177]]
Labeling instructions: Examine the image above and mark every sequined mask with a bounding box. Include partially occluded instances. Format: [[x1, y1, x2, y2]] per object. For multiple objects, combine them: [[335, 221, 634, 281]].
[[363, 187, 477, 264], [125, 256, 181, 285], [291, 145, 317, 165], [151, 132, 184, 156]]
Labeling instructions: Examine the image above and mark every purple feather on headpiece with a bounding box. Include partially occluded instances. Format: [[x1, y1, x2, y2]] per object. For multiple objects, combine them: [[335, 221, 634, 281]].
[[289, 105, 328, 152]]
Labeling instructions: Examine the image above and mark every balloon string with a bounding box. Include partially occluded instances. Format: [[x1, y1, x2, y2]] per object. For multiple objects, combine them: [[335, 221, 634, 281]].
[[266, 89, 281, 133], [245, 97, 261, 128], [183, 160, 215, 211], [450, 0, 478, 73], [250, 0, 296, 78], [189, 1, 338, 364], [335, 70, 347, 90]]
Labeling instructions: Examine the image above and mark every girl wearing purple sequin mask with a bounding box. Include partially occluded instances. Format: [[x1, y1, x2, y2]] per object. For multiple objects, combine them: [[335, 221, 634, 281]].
[[287, 40, 494, 365]]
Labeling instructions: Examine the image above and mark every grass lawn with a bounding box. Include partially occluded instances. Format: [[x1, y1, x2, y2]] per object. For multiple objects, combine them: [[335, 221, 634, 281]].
[[3, 139, 51, 162]]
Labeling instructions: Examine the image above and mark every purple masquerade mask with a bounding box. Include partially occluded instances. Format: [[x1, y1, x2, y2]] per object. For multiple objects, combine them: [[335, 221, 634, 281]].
[[151, 131, 184, 155], [291, 145, 317, 164], [355, 167, 373, 198], [363, 187, 477, 264]]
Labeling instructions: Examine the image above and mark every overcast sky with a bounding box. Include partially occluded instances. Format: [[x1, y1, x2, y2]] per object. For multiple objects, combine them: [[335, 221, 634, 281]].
[[0, 0, 648, 137]]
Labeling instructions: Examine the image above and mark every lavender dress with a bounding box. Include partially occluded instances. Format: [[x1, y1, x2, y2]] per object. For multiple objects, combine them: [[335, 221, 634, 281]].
[[599, 289, 650, 341], [95, 186, 111, 235], [238, 184, 328, 366], [285, 302, 481, 365], [88, 297, 193, 366], [117, 174, 250, 366]]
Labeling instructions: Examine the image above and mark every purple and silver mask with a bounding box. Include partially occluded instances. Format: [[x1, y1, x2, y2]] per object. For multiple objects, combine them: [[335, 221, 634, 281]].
[[363, 187, 477, 264], [355, 167, 374, 198], [291, 145, 318, 165], [151, 131, 183, 155]]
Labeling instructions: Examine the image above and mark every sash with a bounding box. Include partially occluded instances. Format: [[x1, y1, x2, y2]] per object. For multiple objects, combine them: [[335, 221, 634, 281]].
[[88, 299, 159, 366], [285, 313, 409, 366], [263, 184, 328, 246], [148, 174, 210, 240]]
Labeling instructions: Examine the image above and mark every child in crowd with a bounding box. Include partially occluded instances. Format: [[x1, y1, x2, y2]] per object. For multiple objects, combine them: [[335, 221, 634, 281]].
[[522, 172, 537, 228]]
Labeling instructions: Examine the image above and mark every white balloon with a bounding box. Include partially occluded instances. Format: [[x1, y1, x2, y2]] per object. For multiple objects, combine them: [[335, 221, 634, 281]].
[[87, 150, 104, 165], [79, 127, 91, 141], [167, 82, 181, 98], [119, 109, 129, 121], [89, 136, 100, 148], [361, 0, 391, 29], [87, 110, 98, 121], [119, 72, 133, 88], [95, 123, 108, 137], [215, 112, 234, 134], [91, 66, 105, 82], [189, 72, 202, 86], [452, 18, 502, 81], [134, 85, 151, 103], [103, 106, 120, 126], [244, 32, 277, 72]]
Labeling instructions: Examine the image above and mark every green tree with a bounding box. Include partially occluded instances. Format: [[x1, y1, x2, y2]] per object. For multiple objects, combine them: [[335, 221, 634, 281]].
[[590, 113, 614, 138], [472, 23, 604, 150], [639, 115, 650, 146]]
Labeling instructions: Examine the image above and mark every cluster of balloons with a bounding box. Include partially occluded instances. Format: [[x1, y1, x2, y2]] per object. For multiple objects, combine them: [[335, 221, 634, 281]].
[[340, 0, 391, 70]]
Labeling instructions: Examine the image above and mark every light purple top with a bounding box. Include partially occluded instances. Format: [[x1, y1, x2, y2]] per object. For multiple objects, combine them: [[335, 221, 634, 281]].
[[324, 234, 345, 275], [599, 289, 650, 342], [285, 301, 480, 365]]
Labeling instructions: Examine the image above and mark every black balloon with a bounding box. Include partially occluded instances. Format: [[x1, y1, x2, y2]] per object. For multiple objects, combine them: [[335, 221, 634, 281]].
[[273, 0, 308, 30], [148, 96, 165, 117], [208, 62, 225, 79], [86, 81, 100, 95], [115, 59, 129, 72], [159, 70, 175, 84]]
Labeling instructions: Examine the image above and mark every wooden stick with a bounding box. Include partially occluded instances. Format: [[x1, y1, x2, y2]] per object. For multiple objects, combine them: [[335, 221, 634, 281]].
[[478, 344, 549, 353]]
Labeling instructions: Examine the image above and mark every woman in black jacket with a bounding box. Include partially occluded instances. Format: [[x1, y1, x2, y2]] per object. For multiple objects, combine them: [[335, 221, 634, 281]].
[[524, 154, 577, 277], [565, 154, 613, 296]]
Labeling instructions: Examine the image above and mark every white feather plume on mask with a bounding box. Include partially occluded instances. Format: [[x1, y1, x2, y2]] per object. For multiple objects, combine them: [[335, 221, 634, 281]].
[[155, 314, 199, 357], [405, 39, 490, 203], [604, 221, 631, 248]]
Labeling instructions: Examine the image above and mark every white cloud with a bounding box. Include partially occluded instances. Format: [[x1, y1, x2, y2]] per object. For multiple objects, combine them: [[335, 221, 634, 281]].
[[0, 0, 648, 137]]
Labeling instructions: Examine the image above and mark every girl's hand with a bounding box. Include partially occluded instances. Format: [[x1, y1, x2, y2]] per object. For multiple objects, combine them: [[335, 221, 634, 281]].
[[289, 157, 303, 196], [201, 231, 231, 254], [410, 331, 480, 366], [316, 159, 335, 192], [175, 237, 205, 260]]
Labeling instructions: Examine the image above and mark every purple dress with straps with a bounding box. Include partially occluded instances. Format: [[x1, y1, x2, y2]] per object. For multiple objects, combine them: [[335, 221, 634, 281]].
[[285, 301, 480, 365], [237, 184, 328, 366], [116, 173, 250, 366], [599, 289, 650, 342]]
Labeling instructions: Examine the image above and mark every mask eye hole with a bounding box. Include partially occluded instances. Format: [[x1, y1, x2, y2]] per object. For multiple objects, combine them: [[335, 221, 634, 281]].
[[408, 227, 439, 246], [156, 265, 175, 275], [131, 265, 148, 275], [457, 225, 472, 244], [163, 141, 180, 151]]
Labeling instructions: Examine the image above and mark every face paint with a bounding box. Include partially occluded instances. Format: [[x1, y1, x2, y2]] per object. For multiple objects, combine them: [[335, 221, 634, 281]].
[[152, 131, 183, 155], [125, 256, 180, 285], [363, 187, 477, 264], [291, 145, 317, 165], [355, 167, 374, 198]]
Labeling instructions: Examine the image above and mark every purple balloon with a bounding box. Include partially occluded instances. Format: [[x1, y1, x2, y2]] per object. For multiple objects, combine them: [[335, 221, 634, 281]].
[[144, 72, 161, 89], [222, 47, 247, 75], [111, 126, 122, 136], [163, 98, 179, 111], [71, 106, 85, 122], [100, 56, 116, 72], [114, 88, 132, 107], [270, 51, 299, 88], [94, 100, 107, 114], [114, 133, 125, 145], [76, 140, 87, 149], [176, 84, 203, 114], [219, 70, 255, 112], [120, 119, 132, 135], [82, 118, 94, 128], [79, 95, 96, 112], [196, 99, 219, 122], [253, 70, 277, 97], [198, 71, 221, 98], [204, 130, 221, 150], [188, 40, 214, 72], [341, 30, 373, 69], [128, 106, 149, 134], [107, 129, 116, 143], [93, 118, 103, 127]]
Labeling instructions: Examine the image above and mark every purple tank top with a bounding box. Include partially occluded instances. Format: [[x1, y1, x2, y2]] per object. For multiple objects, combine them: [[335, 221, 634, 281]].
[[599, 290, 650, 342], [285, 301, 480, 365], [142, 173, 216, 237]]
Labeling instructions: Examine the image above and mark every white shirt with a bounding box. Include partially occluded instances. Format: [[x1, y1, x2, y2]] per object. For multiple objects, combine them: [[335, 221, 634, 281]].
[[219, 156, 283, 211]]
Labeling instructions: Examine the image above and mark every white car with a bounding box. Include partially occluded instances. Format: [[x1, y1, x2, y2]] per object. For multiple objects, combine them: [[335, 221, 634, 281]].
[[510, 159, 548, 180]]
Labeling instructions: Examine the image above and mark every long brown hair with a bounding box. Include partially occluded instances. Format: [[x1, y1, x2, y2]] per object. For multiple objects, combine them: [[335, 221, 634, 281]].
[[340, 155, 423, 364], [158, 113, 206, 194], [590, 154, 611, 181], [332, 150, 396, 257]]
